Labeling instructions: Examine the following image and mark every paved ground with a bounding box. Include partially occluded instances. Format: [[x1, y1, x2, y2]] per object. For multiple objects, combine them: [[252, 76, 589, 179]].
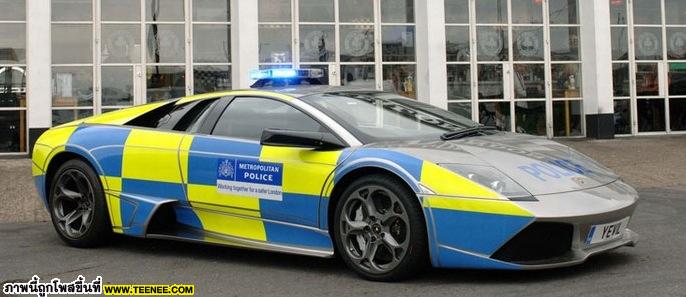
[[1, 136, 685, 296]]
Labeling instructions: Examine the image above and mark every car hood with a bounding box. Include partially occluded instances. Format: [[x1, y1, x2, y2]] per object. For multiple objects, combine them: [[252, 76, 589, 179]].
[[366, 133, 619, 196]]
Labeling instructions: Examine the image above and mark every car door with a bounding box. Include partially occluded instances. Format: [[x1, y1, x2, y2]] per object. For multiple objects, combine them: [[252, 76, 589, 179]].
[[181, 96, 345, 246]]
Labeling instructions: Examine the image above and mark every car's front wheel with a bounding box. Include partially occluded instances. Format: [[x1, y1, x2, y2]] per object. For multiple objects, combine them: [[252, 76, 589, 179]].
[[49, 159, 111, 248], [333, 174, 428, 281]]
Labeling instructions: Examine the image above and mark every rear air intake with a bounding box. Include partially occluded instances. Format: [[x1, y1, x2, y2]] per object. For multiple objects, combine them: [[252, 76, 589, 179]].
[[491, 222, 573, 264]]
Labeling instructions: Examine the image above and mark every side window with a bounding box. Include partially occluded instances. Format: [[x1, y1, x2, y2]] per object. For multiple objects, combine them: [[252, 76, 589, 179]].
[[212, 97, 324, 140], [156, 99, 218, 131]]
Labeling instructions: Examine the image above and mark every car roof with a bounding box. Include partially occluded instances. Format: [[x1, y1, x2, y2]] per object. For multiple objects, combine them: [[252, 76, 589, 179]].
[[175, 86, 381, 105]]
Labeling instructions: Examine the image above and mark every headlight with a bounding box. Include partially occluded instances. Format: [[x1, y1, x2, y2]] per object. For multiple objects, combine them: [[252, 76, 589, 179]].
[[442, 164, 535, 200]]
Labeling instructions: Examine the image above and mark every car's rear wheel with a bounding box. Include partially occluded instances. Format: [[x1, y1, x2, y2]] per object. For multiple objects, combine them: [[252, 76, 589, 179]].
[[49, 159, 111, 247], [333, 174, 428, 281]]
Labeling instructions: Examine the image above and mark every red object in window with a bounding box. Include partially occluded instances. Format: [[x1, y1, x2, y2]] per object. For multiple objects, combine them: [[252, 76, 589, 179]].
[[611, 0, 624, 6], [533, 0, 543, 4]]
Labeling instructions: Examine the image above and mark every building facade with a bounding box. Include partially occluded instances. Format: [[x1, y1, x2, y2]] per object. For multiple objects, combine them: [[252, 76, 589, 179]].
[[0, 0, 685, 156]]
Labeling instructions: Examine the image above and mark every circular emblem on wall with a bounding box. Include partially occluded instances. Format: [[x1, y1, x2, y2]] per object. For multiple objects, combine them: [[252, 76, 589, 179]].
[[516, 30, 541, 58], [103, 30, 135, 62], [303, 30, 329, 61], [478, 30, 504, 58], [669, 31, 686, 57], [637, 31, 660, 57], [343, 30, 372, 57]]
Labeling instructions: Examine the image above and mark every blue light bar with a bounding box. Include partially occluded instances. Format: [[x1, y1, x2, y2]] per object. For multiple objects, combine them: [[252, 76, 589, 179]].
[[250, 68, 297, 80]]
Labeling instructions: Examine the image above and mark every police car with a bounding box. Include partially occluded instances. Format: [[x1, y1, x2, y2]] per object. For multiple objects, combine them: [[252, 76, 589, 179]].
[[32, 68, 638, 281]]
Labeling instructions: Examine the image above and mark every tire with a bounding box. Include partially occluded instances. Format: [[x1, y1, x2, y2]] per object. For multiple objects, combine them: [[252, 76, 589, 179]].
[[333, 174, 428, 281], [48, 159, 111, 248]]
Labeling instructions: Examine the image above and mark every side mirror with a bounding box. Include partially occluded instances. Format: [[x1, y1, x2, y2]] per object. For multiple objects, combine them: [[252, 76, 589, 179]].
[[260, 128, 346, 149]]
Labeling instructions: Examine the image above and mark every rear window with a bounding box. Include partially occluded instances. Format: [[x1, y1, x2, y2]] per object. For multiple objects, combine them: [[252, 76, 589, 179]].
[[126, 99, 218, 131]]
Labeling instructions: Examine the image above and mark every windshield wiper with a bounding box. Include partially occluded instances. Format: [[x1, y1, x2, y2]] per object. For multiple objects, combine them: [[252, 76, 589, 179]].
[[440, 125, 498, 140]]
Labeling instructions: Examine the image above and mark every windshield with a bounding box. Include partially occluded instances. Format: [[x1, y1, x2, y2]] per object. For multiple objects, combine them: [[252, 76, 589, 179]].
[[300, 92, 478, 143]]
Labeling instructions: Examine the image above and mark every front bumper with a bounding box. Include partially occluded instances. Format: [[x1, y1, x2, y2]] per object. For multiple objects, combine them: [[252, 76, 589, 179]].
[[423, 179, 639, 270]]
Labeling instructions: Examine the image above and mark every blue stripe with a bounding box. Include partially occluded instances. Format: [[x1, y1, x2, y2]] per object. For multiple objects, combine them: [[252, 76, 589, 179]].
[[34, 175, 47, 209], [173, 206, 204, 229], [264, 222, 332, 249], [260, 193, 319, 227], [334, 148, 423, 183], [68, 126, 131, 150], [121, 179, 186, 201], [432, 208, 533, 256], [90, 146, 124, 177]]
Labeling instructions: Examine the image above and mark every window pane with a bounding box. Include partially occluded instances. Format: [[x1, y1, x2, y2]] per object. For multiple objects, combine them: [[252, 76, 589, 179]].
[[479, 102, 510, 131], [102, 0, 140, 21], [637, 98, 665, 132], [300, 64, 329, 85], [553, 100, 583, 136], [446, 26, 470, 62], [213, 97, 322, 140], [0, 66, 26, 108], [635, 27, 663, 60], [478, 64, 503, 99], [0, 110, 25, 152], [102, 24, 141, 64], [193, 0, 229, 22], [0, 0, 25, 21], [447, 65, 471, 100], [513, 64, 545, 99], [549, 0, 578, 24], [515, 101, 546, 135], [670, 99, 686, 131], [146, 0, 184, 21], [667, 28, 686, 60], [513, 27, 544, 61], [477, 26, 508, 61], [611, 27, 628, 60], [448, 102, 472, 119], [193, 25, 230, 63], [146, 24, 185, 63], [52, 25, 92, 64], [259, 25, 292, 63], [614, 99, 631, 134], [194, 65, 231, 94], [340, 25, 374, 62], [550, 27, 579, 61], [445, 0, 469, 24], [51, 66, 93, 107], [146, 66, 185, 101], [669, 63, 686, 96], [381, 0, 414, 23], [383, 65, 416, 99], [341, 65, 375, 88], [511, 0, 542, 24], [633, 0, 661, 25], [636, 63, 659, 96], [612, 63, 630, 97], [52, 109, 92, 126], [551, 64, 582, 98], [299, 25, 335, 62], [666, 0, 686, 24], [340, 0, 373, 23], [102, 66, 133, 106], [0, 24, 26, 64], [52, 0, 91, 21], [476, 0, 507, 24], [258, 0, 290, 22], [382, 26, 415, 62], [610, 0, 627, 24], [299, 0, 333, 22]]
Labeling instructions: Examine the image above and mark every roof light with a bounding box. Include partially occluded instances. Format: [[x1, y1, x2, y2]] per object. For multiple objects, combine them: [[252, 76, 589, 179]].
[[250, 68, 325, 81]]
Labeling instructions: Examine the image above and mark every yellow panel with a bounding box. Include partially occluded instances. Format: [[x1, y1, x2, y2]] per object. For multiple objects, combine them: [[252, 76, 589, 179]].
[[260, 146, 339, 196], [31, 144, 51, 173], [121, 130, 184, 183], [179, 135, 194, 182], [102, 176, 122, 192], [177, 90, 295, 105], [194, 209, 266, 241], [83, 101, 170, 125], [187, 184, 261, 215], [36, 126, 78, 149], [423, 195, 533, 217], [32, 163, 43, 176], [106, 193, 123, 233], [420, 161, 502, 199]]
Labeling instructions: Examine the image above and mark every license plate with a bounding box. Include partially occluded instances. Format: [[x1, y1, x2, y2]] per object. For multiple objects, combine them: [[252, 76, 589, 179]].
[[585, 217, 630, 245]]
